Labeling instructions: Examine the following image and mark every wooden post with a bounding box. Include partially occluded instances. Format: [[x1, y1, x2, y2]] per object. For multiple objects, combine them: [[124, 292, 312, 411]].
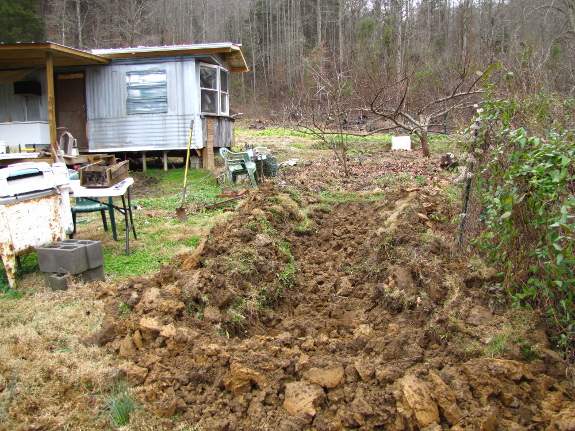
[[163, 150, 168, 171], [202, 117, 215, 169], [142, 151, 147, 172], [45, 52, 57, 146]]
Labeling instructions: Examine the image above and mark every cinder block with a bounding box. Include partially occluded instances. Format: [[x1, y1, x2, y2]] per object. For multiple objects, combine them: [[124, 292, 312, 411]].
[[37, 239, 103, 274], [44, 272, 69, 291], [76, 265, 105, 283], [37, 243, 88, 274], [44, 265, 105, 290], [60, 239, 103, 268]]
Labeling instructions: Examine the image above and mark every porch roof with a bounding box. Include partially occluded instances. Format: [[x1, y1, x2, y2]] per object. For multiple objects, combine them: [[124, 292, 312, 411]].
[[0, 42, 109, 69]]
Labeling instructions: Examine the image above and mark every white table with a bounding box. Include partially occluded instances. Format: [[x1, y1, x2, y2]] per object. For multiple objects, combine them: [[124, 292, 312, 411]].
[[69, 177, 137, 254]]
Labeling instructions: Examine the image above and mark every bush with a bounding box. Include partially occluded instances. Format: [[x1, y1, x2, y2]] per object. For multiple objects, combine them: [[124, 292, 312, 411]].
[[465, 92, 575, 361]]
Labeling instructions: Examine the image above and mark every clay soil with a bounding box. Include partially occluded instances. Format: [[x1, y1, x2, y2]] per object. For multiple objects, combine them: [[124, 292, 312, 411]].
[[82, 150, 575, 430]]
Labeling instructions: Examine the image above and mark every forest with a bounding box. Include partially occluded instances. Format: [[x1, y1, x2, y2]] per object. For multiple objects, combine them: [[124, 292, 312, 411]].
[[1, 0, 574, 116]]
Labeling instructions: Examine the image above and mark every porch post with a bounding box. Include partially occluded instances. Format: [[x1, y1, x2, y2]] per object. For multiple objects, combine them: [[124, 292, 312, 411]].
[[45, 52, 57, 145]]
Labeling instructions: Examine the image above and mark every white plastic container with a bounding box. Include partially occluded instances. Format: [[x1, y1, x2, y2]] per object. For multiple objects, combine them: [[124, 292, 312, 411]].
[[391, 135, 412, 151]]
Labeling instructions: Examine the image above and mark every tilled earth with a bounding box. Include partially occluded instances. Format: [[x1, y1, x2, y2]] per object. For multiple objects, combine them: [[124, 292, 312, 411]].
[[88, 155, 575, 430]]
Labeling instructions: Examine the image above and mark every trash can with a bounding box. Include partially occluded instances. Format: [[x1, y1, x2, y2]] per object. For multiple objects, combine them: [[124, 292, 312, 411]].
[[0, 162, 73, 287]]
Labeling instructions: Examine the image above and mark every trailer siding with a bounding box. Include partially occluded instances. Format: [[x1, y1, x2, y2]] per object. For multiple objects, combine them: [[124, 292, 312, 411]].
[[85, 58, 201, 152]]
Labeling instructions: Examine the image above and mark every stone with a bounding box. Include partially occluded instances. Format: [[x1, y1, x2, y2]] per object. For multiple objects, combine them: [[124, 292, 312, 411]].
[[119, 334, 136, 358], [180, 238, 207, 270], [303, 366, 345, 389], [354, 360, 375, 381], [118, 361, 148, 385], [428, 372, 461, 425], [224, 362, 267, 395], [160, 323, 177, 338], [465, 306, 493, 326], [283, 381, 325, 417], [139, 316, 162, 333], [204, 306, 223, 323], [398, 374, 439, 428], [132, 329, 143, 349]]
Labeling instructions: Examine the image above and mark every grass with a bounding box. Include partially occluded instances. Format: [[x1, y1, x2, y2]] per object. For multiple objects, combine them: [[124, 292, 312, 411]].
[[0, 167, 229, 287], [235, 127, 315, 138], [104, 379, 137, 426]]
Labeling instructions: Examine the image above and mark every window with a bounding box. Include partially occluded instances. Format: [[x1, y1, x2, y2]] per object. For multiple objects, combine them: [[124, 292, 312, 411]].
[[200, 64, 229, 115], [220, 68, 229, 114], [126, 70, 167, 115]]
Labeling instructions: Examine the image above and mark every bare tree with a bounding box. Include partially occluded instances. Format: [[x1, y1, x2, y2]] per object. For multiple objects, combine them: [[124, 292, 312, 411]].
[[360, 65, 487, 157], [289, 46, 363, 177]]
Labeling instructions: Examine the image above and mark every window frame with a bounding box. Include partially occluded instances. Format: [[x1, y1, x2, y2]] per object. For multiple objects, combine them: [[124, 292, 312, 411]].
[[199, 63, 229, 116], [126, 69, 168, 116]]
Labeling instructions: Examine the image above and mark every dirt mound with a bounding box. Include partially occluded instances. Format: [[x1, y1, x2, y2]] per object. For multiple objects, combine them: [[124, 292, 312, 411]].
[[89, 170, 575, 430]]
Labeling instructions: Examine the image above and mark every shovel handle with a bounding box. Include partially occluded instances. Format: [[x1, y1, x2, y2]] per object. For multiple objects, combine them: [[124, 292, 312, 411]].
[[183, 120, 194, 188]]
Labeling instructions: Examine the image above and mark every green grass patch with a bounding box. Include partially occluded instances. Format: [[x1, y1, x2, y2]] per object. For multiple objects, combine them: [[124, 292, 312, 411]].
[[103, 379, 137, 427], [427, 134, 457, 154], [0, 253, 40, 297], [235, 127, 316, 138]]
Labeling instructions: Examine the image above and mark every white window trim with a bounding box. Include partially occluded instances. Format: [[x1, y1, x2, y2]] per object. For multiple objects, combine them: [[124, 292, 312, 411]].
[[200, 63, 229, 116]]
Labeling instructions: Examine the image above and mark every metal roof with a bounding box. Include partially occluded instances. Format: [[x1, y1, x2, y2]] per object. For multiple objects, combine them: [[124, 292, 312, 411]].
[[0, 42, 109, 69], [91, 42, 248, 72]]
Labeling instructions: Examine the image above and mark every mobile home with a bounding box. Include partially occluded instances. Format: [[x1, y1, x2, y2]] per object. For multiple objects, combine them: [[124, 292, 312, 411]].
[[0, 42, 248, 169]]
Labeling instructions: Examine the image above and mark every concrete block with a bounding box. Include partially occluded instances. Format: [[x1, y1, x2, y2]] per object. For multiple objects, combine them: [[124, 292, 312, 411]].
[[37, 242, 88, 274], [44, 272, 69, 291], [37, 239, 103, 274], [60, 239, 103, 268], [43, 265, 104, 290], [76, 265, 105, 283]]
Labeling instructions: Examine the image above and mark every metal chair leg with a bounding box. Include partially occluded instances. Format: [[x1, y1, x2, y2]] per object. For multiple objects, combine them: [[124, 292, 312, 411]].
[[100, 210, 108, 232]]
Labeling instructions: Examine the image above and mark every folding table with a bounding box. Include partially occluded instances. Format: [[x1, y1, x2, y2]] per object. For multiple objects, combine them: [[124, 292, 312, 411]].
[[69, 177, 137, 255]]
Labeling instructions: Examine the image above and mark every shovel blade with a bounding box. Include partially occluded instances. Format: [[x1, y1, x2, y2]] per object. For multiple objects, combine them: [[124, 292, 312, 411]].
[[176, 207, 188, 221]]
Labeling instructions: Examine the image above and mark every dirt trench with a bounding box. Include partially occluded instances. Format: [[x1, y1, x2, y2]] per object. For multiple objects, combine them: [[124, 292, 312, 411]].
[[88, 179, 575, 431]]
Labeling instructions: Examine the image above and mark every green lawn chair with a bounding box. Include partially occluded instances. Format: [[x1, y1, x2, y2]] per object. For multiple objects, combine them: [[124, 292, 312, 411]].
[[70, 197, 117, 240], [219, 148, 257, 187]]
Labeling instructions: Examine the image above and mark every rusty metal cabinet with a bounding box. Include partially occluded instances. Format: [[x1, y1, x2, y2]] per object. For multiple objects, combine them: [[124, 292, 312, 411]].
[[0, 162, 73, 287]]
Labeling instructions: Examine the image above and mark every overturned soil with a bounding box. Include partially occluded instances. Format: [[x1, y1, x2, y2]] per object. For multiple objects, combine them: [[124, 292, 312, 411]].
[[89, 154, 574, 430]]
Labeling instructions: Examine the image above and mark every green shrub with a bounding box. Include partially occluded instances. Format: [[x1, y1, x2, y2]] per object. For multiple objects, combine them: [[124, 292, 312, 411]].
[[467, 91, 575, 361]]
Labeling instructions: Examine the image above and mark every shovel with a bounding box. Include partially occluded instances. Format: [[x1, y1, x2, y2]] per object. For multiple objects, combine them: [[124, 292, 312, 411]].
[[176, 120, 194, 221]]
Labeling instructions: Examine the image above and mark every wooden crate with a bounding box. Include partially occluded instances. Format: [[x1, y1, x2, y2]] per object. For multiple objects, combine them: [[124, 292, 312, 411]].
[[79, 160, 129, 188]]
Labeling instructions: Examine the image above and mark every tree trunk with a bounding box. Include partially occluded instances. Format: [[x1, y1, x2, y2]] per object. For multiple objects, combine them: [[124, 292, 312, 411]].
[[417, 128, 431, 158], [75, 0, 83, 48], [317, 0, 322, 45]]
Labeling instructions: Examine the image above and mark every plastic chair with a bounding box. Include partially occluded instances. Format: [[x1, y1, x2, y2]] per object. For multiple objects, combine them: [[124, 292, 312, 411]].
[[219, 148, 258, 187], [70, 197, 117, 240]]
